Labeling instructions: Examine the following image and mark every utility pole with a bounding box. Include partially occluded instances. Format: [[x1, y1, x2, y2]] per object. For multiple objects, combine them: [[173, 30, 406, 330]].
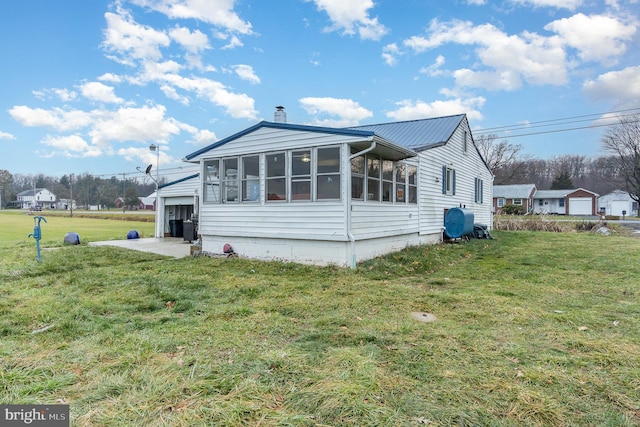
[[122, 172, 126, 213], [70, 173, 74, 217]]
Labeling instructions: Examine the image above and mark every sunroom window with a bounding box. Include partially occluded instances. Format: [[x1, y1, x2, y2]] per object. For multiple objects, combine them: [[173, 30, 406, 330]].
[[316, 147, 340, 200], [292, 150, 312, 201], [204, 160, 220, 202], [407, 165, 417, 204], [395, 164, 406, 202], [242, 156, 260, 202], [382, 160, 394, 202], [222, 158, 239, 203], [367, 156, 381, 202], [266, 153, 287, 201], [351, 154, 365, 200]]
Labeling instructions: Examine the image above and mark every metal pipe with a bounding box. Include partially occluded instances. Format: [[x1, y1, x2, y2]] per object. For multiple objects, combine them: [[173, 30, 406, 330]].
[[346, 141, 377, 269]]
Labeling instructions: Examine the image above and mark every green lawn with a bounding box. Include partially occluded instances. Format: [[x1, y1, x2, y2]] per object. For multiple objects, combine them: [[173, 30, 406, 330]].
[[1, 216, 639, 426], [0, 210, 155, 245]]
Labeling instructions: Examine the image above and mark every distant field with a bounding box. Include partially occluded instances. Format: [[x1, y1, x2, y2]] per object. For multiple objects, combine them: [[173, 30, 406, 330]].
[[0, 210, 155, 244]]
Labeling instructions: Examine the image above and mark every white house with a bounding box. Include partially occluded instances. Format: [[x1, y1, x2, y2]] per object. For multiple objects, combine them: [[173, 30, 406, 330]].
[[533, 188, 599, 215], [155, 173, 200, 238], [598, 190, 638, 217], [16, 188, 56, 209], [183, 113, 493, 267]]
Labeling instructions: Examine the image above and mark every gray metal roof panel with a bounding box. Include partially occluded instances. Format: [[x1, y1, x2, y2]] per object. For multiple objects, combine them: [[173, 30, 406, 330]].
[[493, 184, 536, 198], [346, 114, 465, 151]]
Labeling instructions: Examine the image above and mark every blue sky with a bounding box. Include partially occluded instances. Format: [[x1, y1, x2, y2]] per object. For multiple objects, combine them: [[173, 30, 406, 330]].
[[1, 0, 638, 180]]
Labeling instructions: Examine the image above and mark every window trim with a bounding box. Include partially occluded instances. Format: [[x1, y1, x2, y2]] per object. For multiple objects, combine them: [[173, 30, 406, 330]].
[[442, 165, 456, 195]]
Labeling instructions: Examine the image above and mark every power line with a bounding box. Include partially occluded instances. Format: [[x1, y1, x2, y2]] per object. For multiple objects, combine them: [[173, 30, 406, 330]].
[[473, 107, 640, 138]]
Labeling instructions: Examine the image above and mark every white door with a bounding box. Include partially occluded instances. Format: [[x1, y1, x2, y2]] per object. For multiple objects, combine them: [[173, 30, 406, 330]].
[[569, 198, 592, 215]]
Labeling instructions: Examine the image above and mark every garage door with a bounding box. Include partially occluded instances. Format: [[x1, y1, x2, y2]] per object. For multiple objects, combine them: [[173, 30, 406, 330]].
[[569, 198, 592, 215], [611, 200, 628, 216], [164, 196, 194, 205]]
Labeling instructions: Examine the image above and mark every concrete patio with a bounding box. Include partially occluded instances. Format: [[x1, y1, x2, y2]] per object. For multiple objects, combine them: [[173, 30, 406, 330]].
[[88, 237, 193, 258]]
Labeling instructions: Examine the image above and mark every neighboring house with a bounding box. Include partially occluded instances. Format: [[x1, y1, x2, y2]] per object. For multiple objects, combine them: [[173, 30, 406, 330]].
[[16, 188, 56, 209], [56, 198, 77, 210], [533, 188, 599, 215], [156, 173, 199, 238], [183, 112, 493, 267], [138, 195, 156, 210], [493, 184, 537, 213], [598, 190, 638, 217]]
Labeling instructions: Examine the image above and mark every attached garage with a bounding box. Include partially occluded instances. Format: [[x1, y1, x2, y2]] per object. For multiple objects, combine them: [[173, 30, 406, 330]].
[[533, 188, 598, 215], [156, 173, 200, 238], [568, 198, 593, 215]]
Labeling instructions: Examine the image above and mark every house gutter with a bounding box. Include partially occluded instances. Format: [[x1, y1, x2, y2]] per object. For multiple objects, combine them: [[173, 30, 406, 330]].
[[347, 141, 377, 269]]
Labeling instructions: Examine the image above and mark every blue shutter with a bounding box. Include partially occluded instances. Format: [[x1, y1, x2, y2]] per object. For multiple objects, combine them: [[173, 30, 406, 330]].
[[442, 166, 446, 194], [474, 178, 478, 203]]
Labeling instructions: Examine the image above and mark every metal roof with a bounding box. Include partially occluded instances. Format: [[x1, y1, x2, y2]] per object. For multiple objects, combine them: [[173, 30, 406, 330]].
[[184, 121, 375, 161], [346, 114, 465, 152], [493, 184, 536, 199], [184, 115, 466, 161]]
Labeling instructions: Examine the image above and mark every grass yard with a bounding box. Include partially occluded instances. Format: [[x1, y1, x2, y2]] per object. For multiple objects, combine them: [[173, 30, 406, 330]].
[[0, 210, 155, 245], [1, 213, 639, 426]]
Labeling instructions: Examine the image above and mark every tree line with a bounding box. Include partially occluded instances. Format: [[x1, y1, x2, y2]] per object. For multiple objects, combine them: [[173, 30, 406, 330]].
[[477, 113, 640, 200], [0, 171, 156, 209]]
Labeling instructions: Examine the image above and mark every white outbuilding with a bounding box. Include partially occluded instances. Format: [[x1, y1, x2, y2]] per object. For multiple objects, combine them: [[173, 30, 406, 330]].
[[598, 190, 638, 217]]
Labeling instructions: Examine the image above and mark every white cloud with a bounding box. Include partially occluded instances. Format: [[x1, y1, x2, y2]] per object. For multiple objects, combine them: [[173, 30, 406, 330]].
[[53, 88, 77, 102], [233, 64, 260, 84], [88, 105, 183, 146], [403, 19, 568, 89], [467, 0, 486, 4], [169, 26, 210, 53], [79, 81, 124, 104], [41, 134, 103, 158], [160, 74, 258, 119], [299, 97, 373, 127], [583, 65, 640, 108], [98, 73, 123, 83], [192, 129, 218, 145], [386, 97, 486, 122], [419, 55, 446, 77], [310, 0, 388, 40], [32, 88, 77, 102], [102, 9, 171, 65], [160, 85, 190, 105], [117, 145, 173, 166], [9, 106, 94, 131], [509, 0, 584, 10], [545, 13, 637, 63], [221, 34, 243, 50], [382, 43, 401, 66], [0, 131, 15, 140], [131, 0, 253, 35]]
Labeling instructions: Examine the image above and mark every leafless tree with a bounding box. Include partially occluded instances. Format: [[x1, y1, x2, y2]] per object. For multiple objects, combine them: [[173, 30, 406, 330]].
[[475, 133, 532, 184], [602, 113, 640, 202]]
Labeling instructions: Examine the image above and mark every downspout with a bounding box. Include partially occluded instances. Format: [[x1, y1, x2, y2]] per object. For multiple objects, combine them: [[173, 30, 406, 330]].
[[347, 141, 377, 269]]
